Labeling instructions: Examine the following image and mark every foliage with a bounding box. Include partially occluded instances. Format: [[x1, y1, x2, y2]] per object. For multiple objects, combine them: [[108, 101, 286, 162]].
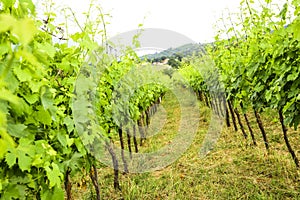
[[0, 0, 167, 198], [208, 0, 300, 128], [177, 0, 300, 167]]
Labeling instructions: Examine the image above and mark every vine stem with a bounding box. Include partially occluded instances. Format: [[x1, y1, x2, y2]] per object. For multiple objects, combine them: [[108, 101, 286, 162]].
[[133, 124, 138, 153], [138, 114, 146, 146], [118, 126, 129, 173], [278, 109, 299, 168], [106, 140, 121, 190], [254, 109, 269, 151], [240, 103, 256, 146], [89, 164, 101, 200], [64, 168, 72, 200], [223, 95, 230, 127], [126, 127, 132, 159], [234, 107, 248, 139], [228, 100, 238, 131]]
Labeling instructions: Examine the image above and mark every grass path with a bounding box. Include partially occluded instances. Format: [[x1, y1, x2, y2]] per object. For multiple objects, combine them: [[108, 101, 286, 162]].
[[74, 89, 300, 199]]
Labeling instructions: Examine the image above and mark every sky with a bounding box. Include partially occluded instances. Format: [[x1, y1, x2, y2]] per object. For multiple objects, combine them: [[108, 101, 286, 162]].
[[35, 0, 286, 46], [100, 0, 243, 43], [35, 0, 244, 43]]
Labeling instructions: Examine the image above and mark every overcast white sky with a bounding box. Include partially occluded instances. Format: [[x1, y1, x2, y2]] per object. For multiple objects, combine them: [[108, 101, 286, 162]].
[[36, 0, 243, 43], [35, 0, 286, 44], [100, 0, 243, 43]]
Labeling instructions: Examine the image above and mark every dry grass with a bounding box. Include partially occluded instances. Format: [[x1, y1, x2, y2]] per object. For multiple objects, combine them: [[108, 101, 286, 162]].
[[72, 89, 300, 200]]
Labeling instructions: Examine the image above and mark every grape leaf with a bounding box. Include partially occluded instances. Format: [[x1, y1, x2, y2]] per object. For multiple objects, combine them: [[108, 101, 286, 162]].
[[13, 66, 32, 82], [63, 116, 74, 133], [5, 151, 16, 168], [17, 151, 32, 172], [35, 42, 56, 59], [45, 163, 62, 188], [0, 14, 16, 32], [34, 106, 52, 125], [11, 17, 37, 45], [0, 130, 16, 159], [7, 123, 28, 138]]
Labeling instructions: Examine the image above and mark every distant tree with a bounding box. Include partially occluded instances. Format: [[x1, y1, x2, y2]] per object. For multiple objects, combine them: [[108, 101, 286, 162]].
[[167, 57, 180, 68], [153, 58, 159, 63], [160, 56, 167, 61], [174, 53, 183, 61]]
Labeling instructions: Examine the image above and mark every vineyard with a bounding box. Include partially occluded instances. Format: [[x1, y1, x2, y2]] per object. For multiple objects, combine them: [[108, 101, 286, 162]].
[[0, 0, 299, 199]]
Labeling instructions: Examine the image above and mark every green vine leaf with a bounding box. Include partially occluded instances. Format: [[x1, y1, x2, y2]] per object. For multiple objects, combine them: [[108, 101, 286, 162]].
[[7, 123, 28, 138], [12, 18, 37, 45], [5, 151, 17, 168], [45, 163, 63, 188]]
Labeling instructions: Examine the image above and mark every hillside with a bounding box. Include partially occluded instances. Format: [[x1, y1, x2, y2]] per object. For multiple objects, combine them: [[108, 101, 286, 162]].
[[141, 43, 207, 61]]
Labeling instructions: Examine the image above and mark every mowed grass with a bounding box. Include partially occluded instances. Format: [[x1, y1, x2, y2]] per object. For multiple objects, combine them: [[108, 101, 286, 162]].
[[73, 89, 300, 200]]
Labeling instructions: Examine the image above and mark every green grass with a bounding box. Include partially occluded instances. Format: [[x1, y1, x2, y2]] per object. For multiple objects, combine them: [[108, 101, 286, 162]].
[[72, 90, 300, 200]]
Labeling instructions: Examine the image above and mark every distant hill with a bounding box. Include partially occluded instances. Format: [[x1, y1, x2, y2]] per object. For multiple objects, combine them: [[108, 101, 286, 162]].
[[141, 43, 207, 61]]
